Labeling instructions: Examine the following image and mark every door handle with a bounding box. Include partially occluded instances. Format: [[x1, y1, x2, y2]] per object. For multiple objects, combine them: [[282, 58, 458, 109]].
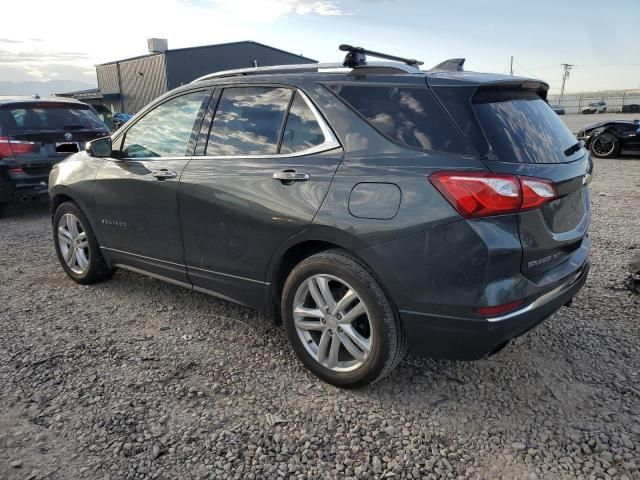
[[152, 169, 177, 180], [272, 171, 310, 183]]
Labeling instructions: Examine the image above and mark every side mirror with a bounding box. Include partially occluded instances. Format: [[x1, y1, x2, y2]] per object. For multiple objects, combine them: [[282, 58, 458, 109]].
[[85, 137, 112, 158]]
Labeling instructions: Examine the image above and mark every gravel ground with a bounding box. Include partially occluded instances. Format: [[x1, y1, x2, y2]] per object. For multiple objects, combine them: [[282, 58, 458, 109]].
[[1, 158, 639, 480]]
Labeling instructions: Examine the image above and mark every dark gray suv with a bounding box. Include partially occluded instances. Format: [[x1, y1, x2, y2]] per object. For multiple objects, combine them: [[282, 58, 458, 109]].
[[49, 47, 591, 387]]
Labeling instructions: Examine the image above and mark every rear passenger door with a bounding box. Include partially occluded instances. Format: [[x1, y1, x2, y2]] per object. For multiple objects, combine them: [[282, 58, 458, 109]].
[[178, 85, 343, 307]]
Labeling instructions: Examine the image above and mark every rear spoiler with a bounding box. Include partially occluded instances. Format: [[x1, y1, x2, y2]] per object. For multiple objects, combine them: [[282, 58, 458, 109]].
[[473, 81, 549, 101], [431, 58, 466, 72], [428, 73, 549, 100]]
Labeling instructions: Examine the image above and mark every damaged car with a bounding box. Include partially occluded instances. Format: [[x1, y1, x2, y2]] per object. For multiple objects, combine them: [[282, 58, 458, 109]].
[[578, 118, 640, 158]]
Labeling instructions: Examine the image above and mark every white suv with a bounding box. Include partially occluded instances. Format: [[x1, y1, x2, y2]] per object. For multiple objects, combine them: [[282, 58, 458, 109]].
[[582, 100, 607, 114]]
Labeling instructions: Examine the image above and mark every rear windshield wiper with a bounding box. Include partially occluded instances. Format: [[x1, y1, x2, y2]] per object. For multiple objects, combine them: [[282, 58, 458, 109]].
[[564, 141, 584, 157]]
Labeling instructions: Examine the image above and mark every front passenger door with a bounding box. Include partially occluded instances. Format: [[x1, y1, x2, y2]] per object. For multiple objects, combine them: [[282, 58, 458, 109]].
[[94, 90, 209, 284]]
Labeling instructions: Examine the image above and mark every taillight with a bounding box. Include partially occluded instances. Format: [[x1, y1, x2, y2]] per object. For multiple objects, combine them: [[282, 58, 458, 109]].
[[0, 136, 37, 158], [429, 171, 557, 218], [473, 300, 524, 316], [520, 177, 556, 210], [0, 137, 11, 158]]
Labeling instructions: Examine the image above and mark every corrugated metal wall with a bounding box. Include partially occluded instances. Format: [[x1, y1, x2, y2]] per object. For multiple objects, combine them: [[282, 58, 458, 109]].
[[118, 54, 167, 113], [95, 43, 314, 114], [165, 42, 315, 90], [96, 63, 120, 95]]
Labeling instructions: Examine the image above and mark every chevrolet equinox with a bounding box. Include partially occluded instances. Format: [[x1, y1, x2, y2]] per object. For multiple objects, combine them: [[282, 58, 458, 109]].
[[49, 46, 591, 387]]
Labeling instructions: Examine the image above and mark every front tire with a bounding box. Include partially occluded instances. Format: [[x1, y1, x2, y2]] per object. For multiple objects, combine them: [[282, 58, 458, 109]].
[[53, 201, 114, 284], [0, 202, 8, 218], [590, 133, 620, 159], [282, 249, 407, 388]]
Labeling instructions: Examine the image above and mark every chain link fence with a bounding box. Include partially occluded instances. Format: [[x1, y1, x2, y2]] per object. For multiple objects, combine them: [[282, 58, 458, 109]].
[[547, 91, 640, 114]]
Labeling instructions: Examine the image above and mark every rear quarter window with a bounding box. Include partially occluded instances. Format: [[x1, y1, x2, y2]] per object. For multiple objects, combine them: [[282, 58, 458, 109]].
[[329, 85, 474, 155]]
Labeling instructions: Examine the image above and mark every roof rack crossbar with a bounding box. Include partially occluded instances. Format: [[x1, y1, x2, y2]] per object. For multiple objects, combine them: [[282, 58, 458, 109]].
[[191, 61, 422, 83], [339, 44, 424, 68]]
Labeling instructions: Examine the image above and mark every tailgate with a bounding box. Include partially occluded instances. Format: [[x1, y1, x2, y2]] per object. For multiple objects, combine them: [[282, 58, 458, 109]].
[[5, 130, 107, 175], [471, 87, 591, 278], [431, 81, 592, 279], [488, 158, 591, 277], [2, 130, 105, 176]]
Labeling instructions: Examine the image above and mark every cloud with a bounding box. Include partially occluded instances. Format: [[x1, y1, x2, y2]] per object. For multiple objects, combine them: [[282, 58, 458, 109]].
[[287, 0, 344, 15], [0, 38, 23, 44], [0, 0, 349, 83], [0, 50, 91, 64], [2, 63, 94, 82], [182, 0, 346, 17]]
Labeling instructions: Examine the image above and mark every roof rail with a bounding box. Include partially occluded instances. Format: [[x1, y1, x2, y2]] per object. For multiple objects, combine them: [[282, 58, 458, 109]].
[[191, 61, 422, 83]]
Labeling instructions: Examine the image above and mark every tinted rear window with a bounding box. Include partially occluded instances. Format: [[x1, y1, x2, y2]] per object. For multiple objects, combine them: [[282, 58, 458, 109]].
[[0, 103, 105, 132], [330, 85, 473, 155], [280, 93, 324, 154], [207, 87, 292, 156], [473, 90, 581, 163]]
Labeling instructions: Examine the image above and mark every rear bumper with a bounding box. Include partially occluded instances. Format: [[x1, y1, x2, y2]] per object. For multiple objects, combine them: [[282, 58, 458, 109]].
[[577, 134, 591, 147], [0, 175, 49, 203], [13, 180, 49, 202], [399, 259, 590, 360]]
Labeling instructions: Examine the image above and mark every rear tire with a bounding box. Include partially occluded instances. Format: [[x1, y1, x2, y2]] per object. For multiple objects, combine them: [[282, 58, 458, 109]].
[[589, 133, 620, 159], [281, 249, 407, 388], [0, 202, 8, 218], [53, 201, 114, 284]]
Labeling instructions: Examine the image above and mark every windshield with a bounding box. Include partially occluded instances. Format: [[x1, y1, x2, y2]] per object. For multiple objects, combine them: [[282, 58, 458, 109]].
[[473, 90, 581, 163], [0, 103, 106, 132]]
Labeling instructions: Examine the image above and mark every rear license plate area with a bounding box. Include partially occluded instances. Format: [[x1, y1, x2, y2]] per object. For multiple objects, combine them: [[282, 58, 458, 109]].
[[55, 142, 79, 153]]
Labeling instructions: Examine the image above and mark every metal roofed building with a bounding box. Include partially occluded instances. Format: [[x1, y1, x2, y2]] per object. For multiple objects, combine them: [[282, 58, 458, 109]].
[[93, 39, 316, 114]]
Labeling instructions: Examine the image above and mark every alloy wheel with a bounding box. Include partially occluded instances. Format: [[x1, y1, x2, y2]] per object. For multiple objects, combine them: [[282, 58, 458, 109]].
[[592, 136, 615, 157], [57, 213, 90, 275], [292, 274, 373, 372]]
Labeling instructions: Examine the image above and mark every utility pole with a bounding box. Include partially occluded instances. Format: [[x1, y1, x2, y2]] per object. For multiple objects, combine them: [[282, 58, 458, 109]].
[[560, 63, 574, 103], [510, 56, 514, 76]]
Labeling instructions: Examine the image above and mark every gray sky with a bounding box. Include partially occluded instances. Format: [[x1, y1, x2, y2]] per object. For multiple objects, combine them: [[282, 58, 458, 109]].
[[2, 0, 639, 94]]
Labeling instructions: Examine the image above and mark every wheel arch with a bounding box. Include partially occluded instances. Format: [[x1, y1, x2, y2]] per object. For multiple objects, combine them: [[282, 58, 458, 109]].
[[265, 228, 374, 323], [267, 240, 342, 323], [50, 192, 74, 218], [50, 188, 104, 245]]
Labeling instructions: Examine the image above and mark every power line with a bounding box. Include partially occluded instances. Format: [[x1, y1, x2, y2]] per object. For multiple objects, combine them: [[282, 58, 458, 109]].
[[513, 58, 540, 78]]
